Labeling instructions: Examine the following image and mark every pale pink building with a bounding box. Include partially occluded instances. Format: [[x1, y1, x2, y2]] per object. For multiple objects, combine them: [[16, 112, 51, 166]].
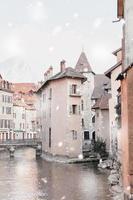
[[37, 61, 86, 158]]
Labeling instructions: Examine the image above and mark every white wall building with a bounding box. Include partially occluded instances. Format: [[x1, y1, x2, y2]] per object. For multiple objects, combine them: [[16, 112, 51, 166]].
[[0, 75, 13, 141], [13, 100, 37, 140]]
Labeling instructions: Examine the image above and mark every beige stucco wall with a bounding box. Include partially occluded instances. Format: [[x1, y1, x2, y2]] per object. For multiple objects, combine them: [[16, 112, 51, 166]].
[[38, 78, 83, 158], [94, 109, 110, 152]]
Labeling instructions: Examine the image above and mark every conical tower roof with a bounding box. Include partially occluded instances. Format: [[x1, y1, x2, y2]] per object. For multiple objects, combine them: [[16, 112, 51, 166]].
[[75, 51, 93, 73]]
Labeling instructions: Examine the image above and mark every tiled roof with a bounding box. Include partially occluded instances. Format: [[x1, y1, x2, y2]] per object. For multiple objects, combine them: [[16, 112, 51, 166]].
[[12, 83, 37, 93], [91, 74, 110, 100], [75, 52, 94, 73], [37, 67, 86, 93], [12, 83, 37, 105], [92, 93, 111, 110]]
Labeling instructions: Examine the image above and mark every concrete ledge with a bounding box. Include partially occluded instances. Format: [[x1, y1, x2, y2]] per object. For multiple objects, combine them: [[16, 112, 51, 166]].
[[41, 152, 99, 164]]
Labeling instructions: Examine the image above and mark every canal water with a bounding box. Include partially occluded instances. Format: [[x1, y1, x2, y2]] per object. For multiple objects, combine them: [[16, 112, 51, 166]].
[[0, 148, 113, 200]]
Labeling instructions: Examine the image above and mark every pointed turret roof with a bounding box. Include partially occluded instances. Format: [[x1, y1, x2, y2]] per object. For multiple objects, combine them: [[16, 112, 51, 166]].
[[75, 52, 94, 73]]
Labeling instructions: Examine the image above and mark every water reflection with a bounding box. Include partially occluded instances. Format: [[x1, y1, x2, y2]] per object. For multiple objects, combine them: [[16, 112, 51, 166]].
[[0, 148, 112, 200]]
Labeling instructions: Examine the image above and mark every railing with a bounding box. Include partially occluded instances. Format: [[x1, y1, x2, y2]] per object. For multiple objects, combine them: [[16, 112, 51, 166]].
[[0, 138, 41, 146]]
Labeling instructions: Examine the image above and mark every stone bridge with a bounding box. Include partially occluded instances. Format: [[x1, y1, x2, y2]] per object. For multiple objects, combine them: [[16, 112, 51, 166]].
[[0, 139, 42, 157]]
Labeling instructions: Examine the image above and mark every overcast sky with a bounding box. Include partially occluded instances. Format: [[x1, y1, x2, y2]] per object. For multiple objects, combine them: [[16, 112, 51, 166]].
[[0, 0, 122, 82]]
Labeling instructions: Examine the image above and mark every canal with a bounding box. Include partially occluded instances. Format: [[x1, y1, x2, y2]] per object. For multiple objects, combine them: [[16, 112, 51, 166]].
[[0, 148, 112, 200]]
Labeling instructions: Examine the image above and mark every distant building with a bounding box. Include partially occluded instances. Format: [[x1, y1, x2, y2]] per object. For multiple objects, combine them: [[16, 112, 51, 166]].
[[36, 62, 86, 158], [13, 100, 37, 139], [0, 74, 13, 140], [12, 83, 38, 140]]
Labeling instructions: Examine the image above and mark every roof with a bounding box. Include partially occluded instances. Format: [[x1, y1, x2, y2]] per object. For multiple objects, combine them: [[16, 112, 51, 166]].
[[37, 67, 86, 93], [75, 52, 94, 74], [12, 83, 37, 105], [112, 48, 122, 56], [92, 93, 111, 110], [13, 99, 35, 110], [105, 61, 122, 78], [91, 74, 110, 100], [12, 83, 37, 93], [116, 63, 133, 80]]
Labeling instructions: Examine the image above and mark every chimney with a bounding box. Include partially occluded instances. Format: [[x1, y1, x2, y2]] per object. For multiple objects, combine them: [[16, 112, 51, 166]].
[[60, 60, 66, 72]]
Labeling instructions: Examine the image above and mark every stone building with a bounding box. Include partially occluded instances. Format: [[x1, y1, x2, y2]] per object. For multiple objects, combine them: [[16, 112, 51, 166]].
[[75, 52, 110, 152], [0, 74, 13, 140], [75, 52, 95, 145], [36, 62, 86, 158]]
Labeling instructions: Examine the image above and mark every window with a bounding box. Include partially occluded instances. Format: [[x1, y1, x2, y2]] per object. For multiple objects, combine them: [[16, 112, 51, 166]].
[[70, 105, 80, 115], [84, 131, 90, 140], [6, 107, 11, 114], [81, 100, 84, 111], [13, 113, 16, 118], [49, 88, 52, 99], [4, 120, 7, 128], [72, 105, 77, 114], [2, 107, 4, 114], [0, 120, 4, 128], [72, 130, 77, 140], [92, 116, 95, 123], [20, 123, 22, 130], [22, 114, 25, 119], [72, 84, 77, 94], [82, 118, 84, 127], [2, 95, 4, 102], [49, 128, 51, 148]]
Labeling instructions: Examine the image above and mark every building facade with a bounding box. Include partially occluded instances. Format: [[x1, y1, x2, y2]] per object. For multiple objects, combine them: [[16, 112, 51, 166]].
[[0, 75, 13, 141], [117, 0, 133, 198], [75, 52, 95, 144], [92, 93, 111, 152], [12, 83, 38, 140], [75, 52, 110, 153], [37, 62, 86, 158], [105, 48, 122, 158], [13, 101, 37, 140]]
